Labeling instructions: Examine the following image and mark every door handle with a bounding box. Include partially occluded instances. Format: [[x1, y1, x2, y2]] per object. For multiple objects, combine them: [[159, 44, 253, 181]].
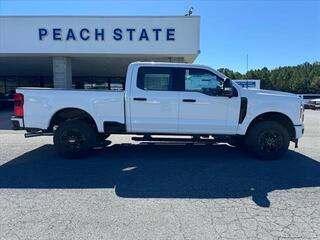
[[133, 97, 147, 101], [182, 99, 196, 102]]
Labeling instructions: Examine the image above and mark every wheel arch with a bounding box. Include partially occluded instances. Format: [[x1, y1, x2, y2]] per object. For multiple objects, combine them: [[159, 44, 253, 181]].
[[48, 107, 98, 132], [246, 112, 295, 140]]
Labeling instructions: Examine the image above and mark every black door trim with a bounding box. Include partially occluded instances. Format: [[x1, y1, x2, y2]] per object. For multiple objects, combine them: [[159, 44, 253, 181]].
[[239, 97, 248, 124], [133, 97, 147, 101], [182, 99, 196, 102]]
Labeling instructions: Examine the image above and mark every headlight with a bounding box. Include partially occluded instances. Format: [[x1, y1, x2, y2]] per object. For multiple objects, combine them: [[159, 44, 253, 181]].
[[300, 104, 304, 122]]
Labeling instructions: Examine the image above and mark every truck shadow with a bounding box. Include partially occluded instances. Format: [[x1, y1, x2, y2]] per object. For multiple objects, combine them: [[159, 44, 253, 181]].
[[0, 143, 319, 208]]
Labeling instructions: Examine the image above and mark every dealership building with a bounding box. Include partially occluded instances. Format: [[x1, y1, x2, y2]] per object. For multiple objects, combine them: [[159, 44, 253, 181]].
[[0, 16, 200, 94]]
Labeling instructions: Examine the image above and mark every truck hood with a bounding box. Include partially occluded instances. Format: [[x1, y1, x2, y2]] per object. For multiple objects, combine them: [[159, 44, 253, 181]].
[[242, 88, 299, 99]]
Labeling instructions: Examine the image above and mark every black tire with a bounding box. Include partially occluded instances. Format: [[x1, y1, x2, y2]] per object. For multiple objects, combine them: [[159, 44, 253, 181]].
[[245, 121, 290, 160], [53, 120, 96, 159]]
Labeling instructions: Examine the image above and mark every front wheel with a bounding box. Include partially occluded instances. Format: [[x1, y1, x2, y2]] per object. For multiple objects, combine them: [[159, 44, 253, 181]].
[[53, 120, 96, 159], [245, 121, 290, 160]]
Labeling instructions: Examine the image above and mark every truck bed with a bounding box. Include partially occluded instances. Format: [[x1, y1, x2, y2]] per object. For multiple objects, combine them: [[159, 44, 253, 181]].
[[17, 88, 125, 132]]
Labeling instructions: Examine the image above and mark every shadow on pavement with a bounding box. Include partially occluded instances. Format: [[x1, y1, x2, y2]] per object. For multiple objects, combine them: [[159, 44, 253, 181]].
[[1, 143, 319, 207]]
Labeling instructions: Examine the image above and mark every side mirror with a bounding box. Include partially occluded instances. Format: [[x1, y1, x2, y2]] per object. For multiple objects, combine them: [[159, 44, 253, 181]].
[[222, 78, 233, 98]]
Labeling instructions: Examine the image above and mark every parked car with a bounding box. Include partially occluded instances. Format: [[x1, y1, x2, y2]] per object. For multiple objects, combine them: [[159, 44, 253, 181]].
[[11, 62, 304, 159], [309, 98, 320, 110], [0, 92, 15, 109], [0, 93, 3, 109], [299, 94, 320, 109], [0, 91, 15, 110]]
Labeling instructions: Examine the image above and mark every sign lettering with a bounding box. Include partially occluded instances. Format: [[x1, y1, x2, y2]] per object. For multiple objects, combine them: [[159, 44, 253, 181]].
[[38, 28, 176, 41]]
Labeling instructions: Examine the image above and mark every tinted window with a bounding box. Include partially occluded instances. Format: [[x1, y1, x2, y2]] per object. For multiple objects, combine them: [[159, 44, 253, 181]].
[[184, 69, 224, 96], [137, 67, 174, 91]]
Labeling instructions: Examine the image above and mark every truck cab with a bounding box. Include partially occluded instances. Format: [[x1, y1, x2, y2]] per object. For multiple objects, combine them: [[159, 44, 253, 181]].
[[125, 63, 240, 135]]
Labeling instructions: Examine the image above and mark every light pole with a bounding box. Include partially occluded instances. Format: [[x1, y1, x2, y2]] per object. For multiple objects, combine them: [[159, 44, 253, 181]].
[[246, 54, 249, 72], [246, 54, 249, 89]]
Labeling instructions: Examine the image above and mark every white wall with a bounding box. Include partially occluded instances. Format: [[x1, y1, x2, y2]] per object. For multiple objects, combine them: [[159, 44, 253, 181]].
[[0, 16, 200, 56]]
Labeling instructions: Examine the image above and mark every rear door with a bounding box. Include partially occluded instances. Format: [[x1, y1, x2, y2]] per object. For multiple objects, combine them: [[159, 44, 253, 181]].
[[129, 66, 180, 133]]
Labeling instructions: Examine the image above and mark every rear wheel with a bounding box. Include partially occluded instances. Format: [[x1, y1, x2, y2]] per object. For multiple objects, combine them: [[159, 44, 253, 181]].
[[245, 121, 290, 160], [53, 120, 96, 159]]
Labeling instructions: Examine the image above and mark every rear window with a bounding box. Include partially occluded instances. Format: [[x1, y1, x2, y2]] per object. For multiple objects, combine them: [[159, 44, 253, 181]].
[[137, 67, 174, 91]]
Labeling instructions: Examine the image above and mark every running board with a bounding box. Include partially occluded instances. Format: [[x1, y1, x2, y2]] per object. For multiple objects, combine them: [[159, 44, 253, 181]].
[[131, 136, 215, 143], [25, 131, 53, 138]]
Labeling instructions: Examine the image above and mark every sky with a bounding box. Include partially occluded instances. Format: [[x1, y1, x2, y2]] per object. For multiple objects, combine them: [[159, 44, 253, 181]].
[[0, 0, 319, 73]]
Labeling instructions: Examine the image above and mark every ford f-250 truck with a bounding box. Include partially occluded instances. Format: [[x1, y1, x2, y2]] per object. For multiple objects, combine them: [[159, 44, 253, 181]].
[[11, 62, 304, 159]]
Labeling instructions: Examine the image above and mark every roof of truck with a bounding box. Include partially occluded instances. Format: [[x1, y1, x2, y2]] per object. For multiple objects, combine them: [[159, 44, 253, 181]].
[[129, 62, 227, 79]]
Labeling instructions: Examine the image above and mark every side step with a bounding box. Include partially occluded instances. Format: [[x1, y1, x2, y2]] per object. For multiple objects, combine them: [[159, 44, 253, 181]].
[[131, 135, 215, 143], [25, 131, 53, 138]]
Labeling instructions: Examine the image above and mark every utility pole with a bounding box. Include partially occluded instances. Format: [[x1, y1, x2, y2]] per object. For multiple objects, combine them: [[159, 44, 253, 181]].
[[246, 54, 249, 72]]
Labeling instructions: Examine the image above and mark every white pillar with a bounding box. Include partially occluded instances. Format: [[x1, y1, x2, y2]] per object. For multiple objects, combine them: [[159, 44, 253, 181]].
[[52, 57, 72, 88]]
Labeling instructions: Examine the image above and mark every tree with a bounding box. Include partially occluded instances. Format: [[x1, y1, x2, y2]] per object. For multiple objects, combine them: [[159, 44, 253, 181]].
[[217, 61, 320, 93], [310, 76, 320, 93]]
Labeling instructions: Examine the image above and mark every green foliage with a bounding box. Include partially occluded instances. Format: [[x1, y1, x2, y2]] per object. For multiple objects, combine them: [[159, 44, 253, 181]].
[[218, 62, 320, 93]]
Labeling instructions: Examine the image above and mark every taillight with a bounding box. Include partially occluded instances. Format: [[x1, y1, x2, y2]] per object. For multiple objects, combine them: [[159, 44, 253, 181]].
[[14, 93, 24, 117]]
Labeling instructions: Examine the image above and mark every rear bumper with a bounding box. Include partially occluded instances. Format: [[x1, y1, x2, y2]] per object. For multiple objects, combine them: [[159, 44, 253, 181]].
[[11, 116, 24, 130], [294, 124, 304, 139]]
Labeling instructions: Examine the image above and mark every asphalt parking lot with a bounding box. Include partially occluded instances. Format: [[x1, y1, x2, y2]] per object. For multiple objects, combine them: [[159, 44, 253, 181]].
[[0, 110, 319, 240]]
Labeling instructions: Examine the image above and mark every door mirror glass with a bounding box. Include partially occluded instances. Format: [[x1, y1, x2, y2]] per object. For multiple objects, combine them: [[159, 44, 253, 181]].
[[221, 78, 233, 97]]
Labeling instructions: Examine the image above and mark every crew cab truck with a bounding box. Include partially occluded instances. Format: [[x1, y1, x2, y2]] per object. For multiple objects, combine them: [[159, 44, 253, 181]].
[[11, 62, 304, 159]]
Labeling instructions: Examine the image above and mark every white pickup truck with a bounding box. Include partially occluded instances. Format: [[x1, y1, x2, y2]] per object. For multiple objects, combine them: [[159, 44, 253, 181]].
[[11, 62, 304, 159]]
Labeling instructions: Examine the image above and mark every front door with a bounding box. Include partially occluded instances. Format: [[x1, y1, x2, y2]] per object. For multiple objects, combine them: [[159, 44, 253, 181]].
[[178, 68, 240, 134]]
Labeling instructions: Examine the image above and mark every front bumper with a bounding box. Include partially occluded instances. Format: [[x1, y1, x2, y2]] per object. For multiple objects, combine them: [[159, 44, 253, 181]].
[[11, 116, 24, 130], [294, 124, 304, 139]]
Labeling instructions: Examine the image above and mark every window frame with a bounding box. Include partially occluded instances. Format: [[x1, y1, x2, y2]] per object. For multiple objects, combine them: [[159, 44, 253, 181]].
[[137, 66, 180, 92], [178, 67, 225, 96]]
